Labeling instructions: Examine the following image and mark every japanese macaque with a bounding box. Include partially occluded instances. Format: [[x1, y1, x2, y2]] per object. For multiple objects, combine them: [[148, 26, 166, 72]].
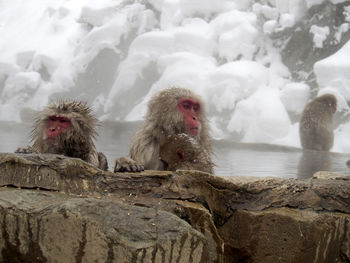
[[114, 87, 212, 172], [160, 133, 214, 174], [16, 100, 108, 171], [297, 150, 332, 179], [299, 94, 337, 151], [346, 159, 350, 167]]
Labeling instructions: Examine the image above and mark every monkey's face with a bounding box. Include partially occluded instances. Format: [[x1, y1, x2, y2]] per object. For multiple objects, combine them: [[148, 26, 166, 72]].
[[323, 98, 337, 114], [319, 94, 337, 114], [329, 101, 337, 114], [177, 98, 201, 136], [44, 115, 71, 144], [160, 134, 187, 171]]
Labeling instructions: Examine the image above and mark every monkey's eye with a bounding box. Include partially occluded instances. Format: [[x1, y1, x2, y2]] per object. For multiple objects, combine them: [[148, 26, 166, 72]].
[[49, 116, 57, 121], [182, 102, 191, 109], [193, 104, 200, 112]]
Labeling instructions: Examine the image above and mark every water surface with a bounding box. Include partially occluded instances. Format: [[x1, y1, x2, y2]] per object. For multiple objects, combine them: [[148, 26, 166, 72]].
[[1, 121, 349, 179]]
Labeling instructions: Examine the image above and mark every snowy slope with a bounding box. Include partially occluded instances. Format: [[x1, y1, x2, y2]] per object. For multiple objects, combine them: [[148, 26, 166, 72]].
[[1, 0, 350, 152]]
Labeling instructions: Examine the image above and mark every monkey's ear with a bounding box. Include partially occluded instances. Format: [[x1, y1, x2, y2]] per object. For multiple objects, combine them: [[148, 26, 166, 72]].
[[176, 149, 184, 160]]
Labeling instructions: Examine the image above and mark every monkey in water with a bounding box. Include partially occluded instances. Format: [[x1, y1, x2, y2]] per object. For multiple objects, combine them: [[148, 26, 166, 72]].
[[114, 87, 213, 172], [16, 100, 108, 171], [299, 94, 337, 151], [159, 133, 214, 174]]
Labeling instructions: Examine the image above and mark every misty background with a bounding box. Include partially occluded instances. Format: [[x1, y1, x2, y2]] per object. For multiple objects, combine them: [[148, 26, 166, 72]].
[[1, 0, 350, 177]]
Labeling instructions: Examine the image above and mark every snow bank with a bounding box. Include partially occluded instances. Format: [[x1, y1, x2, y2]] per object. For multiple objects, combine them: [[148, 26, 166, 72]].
[[1, 0, 350, 152], [314, 39, 350, 152]]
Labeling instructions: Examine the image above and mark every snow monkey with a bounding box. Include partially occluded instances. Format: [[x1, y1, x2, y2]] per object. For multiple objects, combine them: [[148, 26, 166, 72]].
[[16, 100, 108, 171], [114, 87, 212, 172], [159, 133, 214, 174], [299, 94, 337, 151]]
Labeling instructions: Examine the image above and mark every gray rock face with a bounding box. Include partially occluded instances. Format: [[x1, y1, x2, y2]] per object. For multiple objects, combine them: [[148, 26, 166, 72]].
[[273, 1, 350, 87], [0, 189, 207, 263], [221, 207, 350, 262], [0, 153, 350, 262]]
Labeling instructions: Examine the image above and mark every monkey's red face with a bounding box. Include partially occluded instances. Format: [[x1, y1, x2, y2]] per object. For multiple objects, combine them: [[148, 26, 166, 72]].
[[45, 115, 71, 143], [178, 98, 201, 136]]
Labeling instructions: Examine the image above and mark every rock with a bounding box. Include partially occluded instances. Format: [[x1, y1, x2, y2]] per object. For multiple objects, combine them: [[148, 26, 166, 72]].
[[0, 188, 208, 263], [313, 170, 350, 180], [0, 153, 350, 262], [0, 153, 103, 194], [220, 208, 350, 263], [272, 1, 350, 87]]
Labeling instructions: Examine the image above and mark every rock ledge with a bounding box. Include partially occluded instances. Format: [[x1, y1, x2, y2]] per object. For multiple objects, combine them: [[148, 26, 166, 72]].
[[0, 153, 349, 262]]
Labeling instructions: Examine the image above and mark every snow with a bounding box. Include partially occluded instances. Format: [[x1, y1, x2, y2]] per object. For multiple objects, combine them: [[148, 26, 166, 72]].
[[330, 0, 349, 4], [280, 83, 310, 115], [314, 41, 350, 106], [314, 41, 350, 152], [1, 0, 350, 153], [279, 13, 295, 28], [305, 0, 325, 8], [214, 11, 258, 61], [228, 87, 291, 143], [310, 25, 330, 48], [263, 20, 278, 35]]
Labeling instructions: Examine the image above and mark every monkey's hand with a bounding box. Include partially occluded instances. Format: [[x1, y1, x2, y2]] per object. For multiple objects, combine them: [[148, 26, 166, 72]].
[[98, 152, 108, 171], [15, 146, 39, 154], [114, 157, 144, 172]]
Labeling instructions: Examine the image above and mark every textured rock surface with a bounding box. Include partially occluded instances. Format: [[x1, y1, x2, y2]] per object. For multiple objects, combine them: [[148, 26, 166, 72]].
[[274, 1, 350, 87], [220, 208, 350, 262], [0, 153, 350, 262], [0, 189, 208, 263]]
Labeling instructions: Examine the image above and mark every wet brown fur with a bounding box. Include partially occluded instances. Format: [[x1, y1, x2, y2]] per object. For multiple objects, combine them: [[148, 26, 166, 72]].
[[30, 100, 108, 170], [160, 133, 214, 173], [129, 87, 212, 170], [299, 94, 337, 151]]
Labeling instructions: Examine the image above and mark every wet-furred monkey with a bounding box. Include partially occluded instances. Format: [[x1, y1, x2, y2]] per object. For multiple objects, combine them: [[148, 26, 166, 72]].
[[160, 133, 214, 174], [16, 100, 108, 171], [299, 94, 337, 151], [114, 87, 213, 172]]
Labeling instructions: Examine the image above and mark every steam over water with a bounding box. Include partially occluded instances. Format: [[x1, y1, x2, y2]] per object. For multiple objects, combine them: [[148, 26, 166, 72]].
[[2, 121, 350, 179], [2, 1, 350, 181]]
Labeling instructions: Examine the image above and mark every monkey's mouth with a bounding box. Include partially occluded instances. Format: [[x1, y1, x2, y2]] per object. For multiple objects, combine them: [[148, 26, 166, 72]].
[[189, 127, 199, 135], [45, 137, 56, 144]]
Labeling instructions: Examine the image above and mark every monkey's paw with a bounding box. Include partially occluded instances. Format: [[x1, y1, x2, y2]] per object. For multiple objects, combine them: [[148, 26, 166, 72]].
[[15, 146, 39, 154], [114, 157, 144, 172], [97, 152, 109, 171]]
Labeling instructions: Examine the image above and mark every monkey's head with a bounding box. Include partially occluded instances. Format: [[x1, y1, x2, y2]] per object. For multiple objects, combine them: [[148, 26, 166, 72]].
[[317, 94, 337, 114], [146, 87, 207, 139], [160, 133, 201, 170], [32, 100, 98, 152]]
